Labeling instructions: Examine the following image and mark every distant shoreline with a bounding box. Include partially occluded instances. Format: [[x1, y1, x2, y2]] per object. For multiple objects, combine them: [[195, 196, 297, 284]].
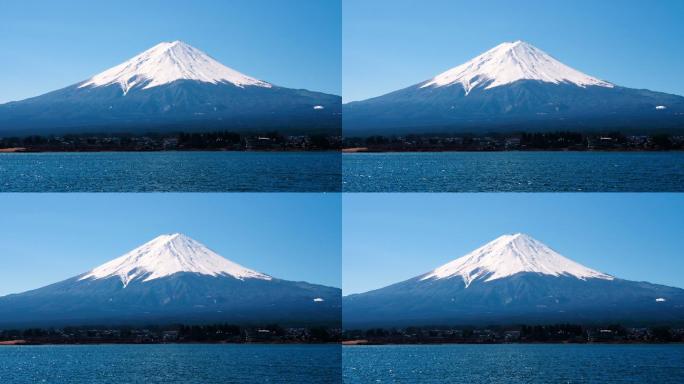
[[0, 132, 342, 152], [0, 341, 339, 346], [2, 340, 681, 346], [3, 148, 682, 153], [342, 148, 684, 153], [342, 340, 684, 346], [342, 132, 684, 152], [0, 149, 341, 154]]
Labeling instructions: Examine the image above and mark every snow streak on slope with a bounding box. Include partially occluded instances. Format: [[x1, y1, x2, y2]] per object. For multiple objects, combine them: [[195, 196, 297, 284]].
[[79, 233, 272, 287], [421, 41, 613, 94], [79, 41, 272, 95], [420, 233, 613, 287]]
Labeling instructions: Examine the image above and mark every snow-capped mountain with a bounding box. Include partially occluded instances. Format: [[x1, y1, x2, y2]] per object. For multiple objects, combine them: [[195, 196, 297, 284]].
[[344, 41, 684, 135], [78, 41, 272, 94], [79, 233, 272, 286], [420, 41, 613, 93], [0, 233, 340, 327], [343, 233, 684, 328], [420, 234, 613, 286], [0, 41, 340, 135]]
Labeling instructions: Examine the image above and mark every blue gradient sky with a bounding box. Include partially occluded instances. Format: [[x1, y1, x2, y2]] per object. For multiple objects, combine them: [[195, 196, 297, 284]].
[[343, 194, 684, 295], [0, 0, 341, 103], [343, 0, 684, 102], [0, 194, 341, 296]]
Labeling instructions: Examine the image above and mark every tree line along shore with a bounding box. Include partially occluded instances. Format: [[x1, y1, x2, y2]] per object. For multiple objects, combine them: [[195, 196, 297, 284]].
[[342, 132, 684, 152], [3, 131, 684, 153], [0, 132, 342, 152], [342, 324, 684, 345], [0, 324, 342, 345]]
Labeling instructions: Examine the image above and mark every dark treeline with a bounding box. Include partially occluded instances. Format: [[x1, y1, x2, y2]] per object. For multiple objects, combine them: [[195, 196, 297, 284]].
[[0, 131, 342, 152], [343, 132, 684, 151], [0, 324, 341, 345], [342, 324, 684, 344]]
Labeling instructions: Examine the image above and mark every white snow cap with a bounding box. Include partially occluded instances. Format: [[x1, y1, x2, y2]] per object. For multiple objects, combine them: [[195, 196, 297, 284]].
[[79, 233, 272, 287], [421, 40, 613, 94], [420, 233, 613, 287], [79, 40, 272, 95]]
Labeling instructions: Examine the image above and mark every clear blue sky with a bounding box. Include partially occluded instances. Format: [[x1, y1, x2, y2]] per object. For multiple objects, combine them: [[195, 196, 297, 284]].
[[343, 194, 684, 295], [343, 0, 684, 102], [0, 0, 341, 103], [0, 194, 341, 296]]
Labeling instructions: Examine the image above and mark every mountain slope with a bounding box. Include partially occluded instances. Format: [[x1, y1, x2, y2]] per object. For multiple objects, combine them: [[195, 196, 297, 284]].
[[0, 41, 340, 135], [343, 41, 684, 135], [343, 234, 684, 328], [0, 234, 341, 327]]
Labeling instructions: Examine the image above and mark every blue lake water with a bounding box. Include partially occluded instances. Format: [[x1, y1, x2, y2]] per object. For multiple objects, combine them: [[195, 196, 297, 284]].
[[0, 152, 341, 192], [0, 344, 341, 384], [343, 344, 684, 383], [343, 152, 684, 192]]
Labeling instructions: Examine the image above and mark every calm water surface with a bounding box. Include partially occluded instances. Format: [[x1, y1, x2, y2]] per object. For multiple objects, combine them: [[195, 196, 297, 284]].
[[0, 344, 341, 383], [343, 344, 684, 383], [0, 152, 341, 192], [343, 152, 684, 192]]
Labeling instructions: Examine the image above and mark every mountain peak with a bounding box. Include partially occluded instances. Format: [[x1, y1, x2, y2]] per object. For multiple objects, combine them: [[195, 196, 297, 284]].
[[496, 40, 529, 49], [420, 41, 613, 94], [79, 233, 272, 287], [499, 232, 535, 243], [163, 232, 187, 240], [420, 233, 613, 287], [78, 40, 272, 95]]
